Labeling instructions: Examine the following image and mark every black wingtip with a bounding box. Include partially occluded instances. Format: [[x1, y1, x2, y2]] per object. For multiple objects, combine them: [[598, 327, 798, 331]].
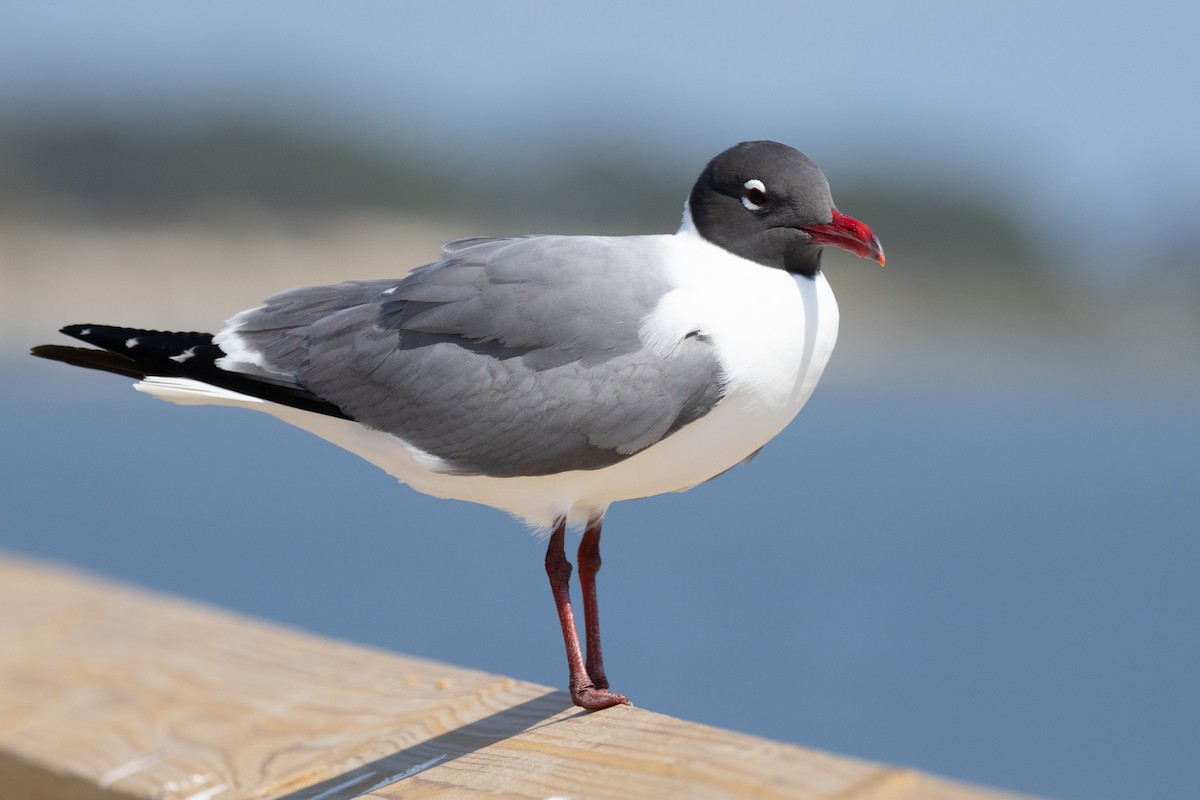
[[30, 343, 153, 380], [38, 324, 353, 421], [36, 324, 218, 381], [57, 324, 217, 357], [60, 324, 124, 349], [60, 324, 111, 338]]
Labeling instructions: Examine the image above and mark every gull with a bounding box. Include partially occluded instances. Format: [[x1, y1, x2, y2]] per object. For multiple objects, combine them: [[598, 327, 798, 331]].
[[33, 141, 884, 710]]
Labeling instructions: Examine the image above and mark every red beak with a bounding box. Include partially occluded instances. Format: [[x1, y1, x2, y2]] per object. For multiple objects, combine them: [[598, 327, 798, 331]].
[[799, 209, 885, 266]]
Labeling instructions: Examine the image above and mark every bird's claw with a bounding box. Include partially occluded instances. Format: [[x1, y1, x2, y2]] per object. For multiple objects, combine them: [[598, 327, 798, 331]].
[[571, 683, 630, 711]]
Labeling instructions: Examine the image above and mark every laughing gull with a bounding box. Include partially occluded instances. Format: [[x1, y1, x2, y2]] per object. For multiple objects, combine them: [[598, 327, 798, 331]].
[[32, 140, 884, 710]]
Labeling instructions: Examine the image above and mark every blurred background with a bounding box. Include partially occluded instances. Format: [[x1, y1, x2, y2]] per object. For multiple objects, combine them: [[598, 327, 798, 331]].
[[2, 2, 1197, 798]]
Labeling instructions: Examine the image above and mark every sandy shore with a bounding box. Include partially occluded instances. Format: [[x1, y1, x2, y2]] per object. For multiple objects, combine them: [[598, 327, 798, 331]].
[[2, 215, 463, 350]]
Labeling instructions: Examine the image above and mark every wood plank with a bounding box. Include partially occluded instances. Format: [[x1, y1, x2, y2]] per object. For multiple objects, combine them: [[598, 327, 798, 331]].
[[0, 555, 1033, 799]]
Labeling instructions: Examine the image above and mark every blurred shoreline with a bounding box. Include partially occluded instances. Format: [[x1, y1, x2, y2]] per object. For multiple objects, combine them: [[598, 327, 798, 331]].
[[4, 215, 1196, 398]]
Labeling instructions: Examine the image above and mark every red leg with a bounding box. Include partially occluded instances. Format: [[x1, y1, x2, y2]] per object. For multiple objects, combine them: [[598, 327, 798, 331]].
[[577, 517, 609, 690], [545, 518, 629, 710]]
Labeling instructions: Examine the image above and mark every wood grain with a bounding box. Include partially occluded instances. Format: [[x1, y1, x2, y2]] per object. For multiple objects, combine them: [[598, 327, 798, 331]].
[[0, 556, 1033, 799]]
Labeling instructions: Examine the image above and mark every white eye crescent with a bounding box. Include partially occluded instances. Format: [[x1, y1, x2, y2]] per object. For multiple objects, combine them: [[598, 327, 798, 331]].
[[742, 178, 767, 211]]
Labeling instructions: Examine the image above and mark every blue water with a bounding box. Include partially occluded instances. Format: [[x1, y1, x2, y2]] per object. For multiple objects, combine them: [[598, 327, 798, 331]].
[[3, 364, 1198, 800]]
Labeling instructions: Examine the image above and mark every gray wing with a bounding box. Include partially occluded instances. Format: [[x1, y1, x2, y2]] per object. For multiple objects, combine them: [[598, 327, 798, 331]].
[[224, 235, 725, 477]]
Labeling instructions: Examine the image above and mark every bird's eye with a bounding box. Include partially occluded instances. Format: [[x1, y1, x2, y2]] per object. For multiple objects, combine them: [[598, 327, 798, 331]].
[[742, 179, 767, 211]]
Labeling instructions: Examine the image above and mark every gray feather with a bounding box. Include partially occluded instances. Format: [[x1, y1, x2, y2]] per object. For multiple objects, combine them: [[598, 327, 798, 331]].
[[226, 236, 725, 477]]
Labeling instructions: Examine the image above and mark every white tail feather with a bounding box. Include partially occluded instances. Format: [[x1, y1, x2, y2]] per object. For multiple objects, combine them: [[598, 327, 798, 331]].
[[134, 377, 265, 408]]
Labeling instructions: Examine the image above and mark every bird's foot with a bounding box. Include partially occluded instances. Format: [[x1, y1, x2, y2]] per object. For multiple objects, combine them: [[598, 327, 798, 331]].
[[571, 682, 630, 711]]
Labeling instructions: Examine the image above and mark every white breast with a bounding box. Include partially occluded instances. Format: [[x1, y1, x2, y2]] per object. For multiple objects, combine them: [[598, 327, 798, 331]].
[[600, 222, 840, 498], [647, 220, 840, 412]]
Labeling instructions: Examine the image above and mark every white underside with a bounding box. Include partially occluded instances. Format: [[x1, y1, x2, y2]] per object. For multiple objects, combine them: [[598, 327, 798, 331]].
[[136, 221, 840, 530]]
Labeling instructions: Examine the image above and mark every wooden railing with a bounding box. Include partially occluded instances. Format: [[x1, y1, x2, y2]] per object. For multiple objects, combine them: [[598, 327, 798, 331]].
[[0, 555, 1034, 799]]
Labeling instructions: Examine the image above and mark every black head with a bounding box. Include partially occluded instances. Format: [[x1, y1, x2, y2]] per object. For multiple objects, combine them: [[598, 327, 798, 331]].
[[687, 140, 884, 278]]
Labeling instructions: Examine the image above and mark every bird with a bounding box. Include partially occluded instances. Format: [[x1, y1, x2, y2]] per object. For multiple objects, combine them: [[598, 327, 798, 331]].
[[32, 140, 884, 710]]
